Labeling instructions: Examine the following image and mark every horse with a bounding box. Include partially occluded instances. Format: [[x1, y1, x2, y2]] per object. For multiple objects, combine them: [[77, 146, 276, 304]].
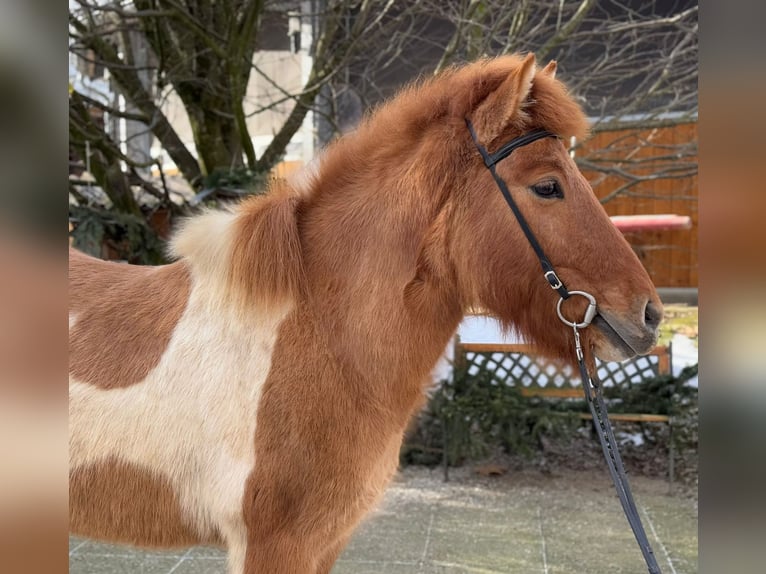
[[69, 54, 663, 574]]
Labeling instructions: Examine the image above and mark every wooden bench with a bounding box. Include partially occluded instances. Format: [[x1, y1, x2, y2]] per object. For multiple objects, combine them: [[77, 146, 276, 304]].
[[449, 340, 676, 489]]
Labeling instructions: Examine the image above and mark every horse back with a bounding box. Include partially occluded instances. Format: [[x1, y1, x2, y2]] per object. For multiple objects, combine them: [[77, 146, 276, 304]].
[[68, 247, 191, 389]]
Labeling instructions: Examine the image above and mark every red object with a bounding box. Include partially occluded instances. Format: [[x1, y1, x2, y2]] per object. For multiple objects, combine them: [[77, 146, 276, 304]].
[[610, 214, 692, 232]]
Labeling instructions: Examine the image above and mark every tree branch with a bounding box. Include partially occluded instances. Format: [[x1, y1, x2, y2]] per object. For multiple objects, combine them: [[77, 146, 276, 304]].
[[70, 11, 203, 187]]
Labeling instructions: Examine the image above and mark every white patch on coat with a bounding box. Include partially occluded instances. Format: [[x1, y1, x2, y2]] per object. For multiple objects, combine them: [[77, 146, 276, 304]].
[[69, 211, 292, 571], [168, 208, 238, 283]]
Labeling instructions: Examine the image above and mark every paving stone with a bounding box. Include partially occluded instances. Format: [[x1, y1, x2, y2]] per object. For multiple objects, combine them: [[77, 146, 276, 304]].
[[69, 467, 697, 574], [69, 553, 182, 574], [170, 557, 228, 574]]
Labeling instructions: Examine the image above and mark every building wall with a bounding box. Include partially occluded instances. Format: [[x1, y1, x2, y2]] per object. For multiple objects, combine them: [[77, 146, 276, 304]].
[[246, 50, 304, 161]]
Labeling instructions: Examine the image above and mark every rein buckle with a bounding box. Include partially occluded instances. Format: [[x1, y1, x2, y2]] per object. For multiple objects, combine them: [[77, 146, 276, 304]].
[[544, 270, 563, 290]]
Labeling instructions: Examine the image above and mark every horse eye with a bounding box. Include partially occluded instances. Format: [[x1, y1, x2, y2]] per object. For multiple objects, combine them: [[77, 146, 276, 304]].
[[530, 180, 563, 199]]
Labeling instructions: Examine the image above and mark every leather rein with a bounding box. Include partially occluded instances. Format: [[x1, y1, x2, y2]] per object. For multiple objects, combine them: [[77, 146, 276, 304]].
[[466, 118, 663, 574]]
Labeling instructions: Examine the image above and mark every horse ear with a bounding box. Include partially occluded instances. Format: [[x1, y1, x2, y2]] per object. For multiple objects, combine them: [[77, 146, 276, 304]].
[[541, 60, 557, 79], [472, 52, 537, 142]]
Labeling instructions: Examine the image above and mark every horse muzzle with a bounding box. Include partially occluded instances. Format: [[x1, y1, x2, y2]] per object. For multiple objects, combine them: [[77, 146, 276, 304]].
[[590, 300, 663, 362]]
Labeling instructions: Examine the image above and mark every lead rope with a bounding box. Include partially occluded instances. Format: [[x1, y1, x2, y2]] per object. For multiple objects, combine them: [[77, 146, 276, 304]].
[[571, 326, 663, 574], [465, 117, 663, 573]]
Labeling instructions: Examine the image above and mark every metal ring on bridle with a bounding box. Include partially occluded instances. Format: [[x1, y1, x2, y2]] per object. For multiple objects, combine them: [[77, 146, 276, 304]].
[[556, 290, 598, 328]]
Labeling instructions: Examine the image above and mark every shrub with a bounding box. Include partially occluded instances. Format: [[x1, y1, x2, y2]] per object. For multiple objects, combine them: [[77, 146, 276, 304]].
[[402, 361, 580, 466], [402, 361, 698, 476]]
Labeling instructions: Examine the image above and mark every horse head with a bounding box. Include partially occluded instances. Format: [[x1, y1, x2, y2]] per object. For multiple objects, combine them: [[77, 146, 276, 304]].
[[407, 54, 662, 364]]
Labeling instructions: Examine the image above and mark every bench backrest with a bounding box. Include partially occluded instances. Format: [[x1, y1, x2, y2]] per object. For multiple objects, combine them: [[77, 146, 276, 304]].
[[454, 341, 672, 398]]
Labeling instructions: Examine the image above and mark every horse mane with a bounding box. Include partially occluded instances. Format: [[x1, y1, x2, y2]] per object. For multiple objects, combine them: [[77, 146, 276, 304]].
[[325, 55, 588, 168], [169, 181, 304, 309], [300, 55, 588, 208], [170, 55, 588, 315]]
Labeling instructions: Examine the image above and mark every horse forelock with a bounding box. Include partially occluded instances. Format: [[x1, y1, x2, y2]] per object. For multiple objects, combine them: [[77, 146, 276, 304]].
[[524, 69, 589, 141]]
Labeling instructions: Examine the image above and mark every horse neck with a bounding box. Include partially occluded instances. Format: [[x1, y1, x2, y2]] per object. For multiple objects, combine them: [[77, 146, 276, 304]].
[[298, 147, 463, 409]]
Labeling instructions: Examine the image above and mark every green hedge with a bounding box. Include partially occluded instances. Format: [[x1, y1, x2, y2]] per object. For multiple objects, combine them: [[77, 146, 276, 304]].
[[402, 362, 698, 468]]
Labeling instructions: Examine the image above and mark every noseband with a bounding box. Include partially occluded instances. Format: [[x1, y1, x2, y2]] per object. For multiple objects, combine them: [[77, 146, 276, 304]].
[[466, 118, 662, 574]]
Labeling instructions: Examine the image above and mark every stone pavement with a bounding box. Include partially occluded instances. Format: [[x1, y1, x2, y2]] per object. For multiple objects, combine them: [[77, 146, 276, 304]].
[[69, 466, 697, 574]]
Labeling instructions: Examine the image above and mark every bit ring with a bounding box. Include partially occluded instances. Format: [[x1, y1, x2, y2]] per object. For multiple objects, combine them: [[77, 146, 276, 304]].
[[557, 291, 597, 328]]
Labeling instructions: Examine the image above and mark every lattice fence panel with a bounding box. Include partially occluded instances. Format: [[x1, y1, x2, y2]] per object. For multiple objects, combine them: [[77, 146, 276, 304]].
[[464, 351, 662, 391]]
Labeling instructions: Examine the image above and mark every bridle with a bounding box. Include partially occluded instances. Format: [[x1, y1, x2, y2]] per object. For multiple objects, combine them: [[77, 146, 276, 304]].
[[466, 118, 663, 574]]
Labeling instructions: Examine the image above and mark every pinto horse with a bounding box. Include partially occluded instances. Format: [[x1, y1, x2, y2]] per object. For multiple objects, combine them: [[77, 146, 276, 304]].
[[69, 54, 662, 574]]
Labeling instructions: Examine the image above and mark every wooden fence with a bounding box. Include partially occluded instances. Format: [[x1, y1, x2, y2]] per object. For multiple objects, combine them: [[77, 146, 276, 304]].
[[579, 122, 698, 288]]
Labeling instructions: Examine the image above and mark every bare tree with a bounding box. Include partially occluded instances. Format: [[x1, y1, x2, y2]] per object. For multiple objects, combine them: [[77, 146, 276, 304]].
[[69, 0, 395, 260], [68, 0, 697, 262]]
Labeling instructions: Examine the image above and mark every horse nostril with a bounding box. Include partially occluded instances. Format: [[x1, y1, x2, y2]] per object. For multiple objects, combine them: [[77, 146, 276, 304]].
[[643, 300, 662, 331]]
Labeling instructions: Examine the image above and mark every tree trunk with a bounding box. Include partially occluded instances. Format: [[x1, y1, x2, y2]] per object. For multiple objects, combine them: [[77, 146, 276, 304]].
[[187, 103, 246, 177]]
